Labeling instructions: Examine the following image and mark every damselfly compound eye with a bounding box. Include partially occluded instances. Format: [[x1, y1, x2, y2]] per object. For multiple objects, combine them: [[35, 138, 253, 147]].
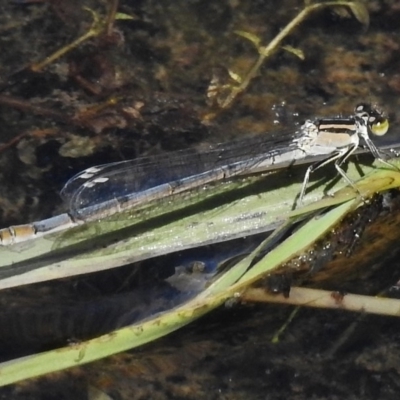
[[370, 117, 389, 136], [355, 103, 389, 136]]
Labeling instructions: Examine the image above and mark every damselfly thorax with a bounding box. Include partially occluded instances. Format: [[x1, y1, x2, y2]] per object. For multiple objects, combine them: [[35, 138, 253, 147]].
[[295, 103, 392, 202]]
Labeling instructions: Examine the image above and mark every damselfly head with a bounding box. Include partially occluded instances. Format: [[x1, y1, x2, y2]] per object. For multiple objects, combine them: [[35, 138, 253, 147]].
[[355, 103, 389, 137]]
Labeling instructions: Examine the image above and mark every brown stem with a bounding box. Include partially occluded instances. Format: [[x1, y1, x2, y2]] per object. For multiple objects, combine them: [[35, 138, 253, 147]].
[[106, 0, 120, 36]]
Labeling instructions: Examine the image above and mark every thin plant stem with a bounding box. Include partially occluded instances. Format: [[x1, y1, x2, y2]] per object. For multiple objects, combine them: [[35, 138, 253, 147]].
[[31, 8, 103, 72], [106, 0, 119, 36], [242, 286, 400, 317], [219, 1, 363, 110]]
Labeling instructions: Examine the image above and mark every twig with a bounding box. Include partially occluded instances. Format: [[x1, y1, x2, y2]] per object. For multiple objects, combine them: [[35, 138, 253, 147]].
[[0, 94, 71, 122], [242, 286, 400, 317]]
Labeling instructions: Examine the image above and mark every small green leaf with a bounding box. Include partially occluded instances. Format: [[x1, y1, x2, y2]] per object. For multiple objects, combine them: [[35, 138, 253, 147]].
[[227, 69, 243, 84], [234, 30, 262, 50], [115, 12, 138, 21], [282, 45, 305, 60], [347, 1, 369, 28]]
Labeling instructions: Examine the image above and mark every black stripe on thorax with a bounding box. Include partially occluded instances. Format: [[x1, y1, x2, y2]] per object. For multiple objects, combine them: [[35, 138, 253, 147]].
[[316, 117, 358, 135]]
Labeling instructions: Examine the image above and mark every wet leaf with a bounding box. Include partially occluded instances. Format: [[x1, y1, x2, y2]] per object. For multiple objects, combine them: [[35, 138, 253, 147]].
[[2, 156, 400, 290], [2, 161, 400, 385]]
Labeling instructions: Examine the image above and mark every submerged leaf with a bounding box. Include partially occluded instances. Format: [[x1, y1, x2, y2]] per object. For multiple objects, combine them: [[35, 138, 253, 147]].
[[234, 30, 262, 50], [282, 45, 305, 60], [115, 12, 138, 20], [227, 69, 243, 84], [333, 2, 369, 28], [348, 1, 369, 27]]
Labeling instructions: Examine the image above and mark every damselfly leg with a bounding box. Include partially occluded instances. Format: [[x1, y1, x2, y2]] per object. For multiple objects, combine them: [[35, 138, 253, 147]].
[[297, 144, 359, 205]]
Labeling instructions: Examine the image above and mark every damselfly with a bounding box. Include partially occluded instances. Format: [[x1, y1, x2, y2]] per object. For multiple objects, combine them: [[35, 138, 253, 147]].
[[0, 103, 393, 246]]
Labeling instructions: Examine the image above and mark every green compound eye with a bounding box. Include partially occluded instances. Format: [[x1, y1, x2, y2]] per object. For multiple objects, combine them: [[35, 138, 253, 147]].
[[370, 117, 389, 136]]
